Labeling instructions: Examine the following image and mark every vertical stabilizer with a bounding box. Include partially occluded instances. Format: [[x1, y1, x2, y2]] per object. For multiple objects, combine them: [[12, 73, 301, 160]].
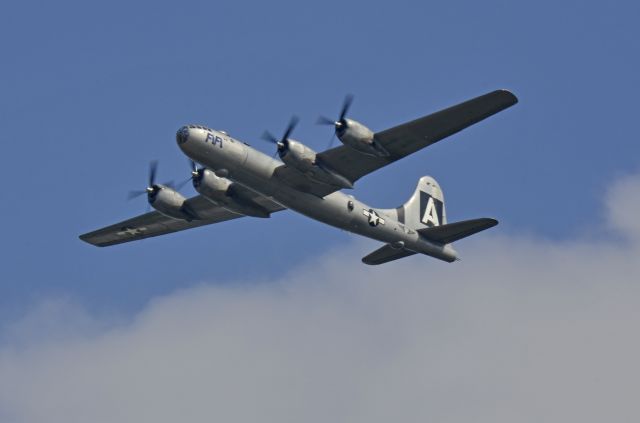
[[396, 176, 447, 230]]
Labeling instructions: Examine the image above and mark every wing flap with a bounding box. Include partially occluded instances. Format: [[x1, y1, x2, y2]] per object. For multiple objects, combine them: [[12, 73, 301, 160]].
[[417, 218, 498, 245]]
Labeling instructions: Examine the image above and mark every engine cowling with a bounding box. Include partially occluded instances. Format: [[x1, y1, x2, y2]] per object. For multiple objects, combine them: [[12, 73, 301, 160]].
[[279, 139, 317, 174], [337, 119, 389, 157], [279, 140, 353, 189], [193, 168, 232, 200], [193, 169, 270, 218], [148, 185, 191, 220]]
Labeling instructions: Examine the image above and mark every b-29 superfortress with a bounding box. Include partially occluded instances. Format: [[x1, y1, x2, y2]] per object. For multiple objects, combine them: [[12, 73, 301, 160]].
[[80, 90, 518, 265]]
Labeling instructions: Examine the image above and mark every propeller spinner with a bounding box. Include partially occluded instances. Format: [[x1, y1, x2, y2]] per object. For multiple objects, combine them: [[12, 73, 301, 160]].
[[187, 159, 205, 188]]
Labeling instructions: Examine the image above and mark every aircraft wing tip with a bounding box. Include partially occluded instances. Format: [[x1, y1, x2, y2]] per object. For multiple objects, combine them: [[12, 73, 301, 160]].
[[497, 89, 518, 105]]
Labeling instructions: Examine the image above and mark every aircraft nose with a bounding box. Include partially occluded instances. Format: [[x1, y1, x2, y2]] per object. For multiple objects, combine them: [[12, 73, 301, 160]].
[[176, 126, 190, 146]]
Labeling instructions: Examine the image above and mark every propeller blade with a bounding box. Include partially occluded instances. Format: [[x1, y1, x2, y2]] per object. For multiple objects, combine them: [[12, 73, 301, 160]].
[[282, 115, 299, 141], [316, 115, 335, 126], [127, 190, 147, 200], [261, 130, 278, 144], [189, 159, 197, 173], [339, 94, 354, 122], [149, 160, 158, 187], [176, 177, 192, 191]]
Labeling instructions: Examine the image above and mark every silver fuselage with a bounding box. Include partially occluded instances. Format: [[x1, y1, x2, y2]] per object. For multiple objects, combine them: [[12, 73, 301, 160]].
[[178, 126, 456, 261]]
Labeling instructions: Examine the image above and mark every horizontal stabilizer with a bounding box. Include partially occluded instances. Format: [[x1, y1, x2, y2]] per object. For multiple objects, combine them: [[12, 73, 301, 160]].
[[418, 218, 498, 244], [362, 244, 416, 265]]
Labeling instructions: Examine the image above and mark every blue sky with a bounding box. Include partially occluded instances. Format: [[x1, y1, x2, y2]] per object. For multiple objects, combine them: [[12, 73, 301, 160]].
[[1, 0, 639, 322]]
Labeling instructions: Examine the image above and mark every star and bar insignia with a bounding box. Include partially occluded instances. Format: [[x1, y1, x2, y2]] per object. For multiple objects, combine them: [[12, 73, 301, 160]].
[[362, 209, 385, 227]]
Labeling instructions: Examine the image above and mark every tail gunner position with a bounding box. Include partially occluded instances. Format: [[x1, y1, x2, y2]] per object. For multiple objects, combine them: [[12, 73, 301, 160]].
[[80, 90, 518, 265]]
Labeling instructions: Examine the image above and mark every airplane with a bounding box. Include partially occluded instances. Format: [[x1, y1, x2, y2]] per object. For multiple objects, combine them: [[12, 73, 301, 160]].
[[79, 90, 518, 265]]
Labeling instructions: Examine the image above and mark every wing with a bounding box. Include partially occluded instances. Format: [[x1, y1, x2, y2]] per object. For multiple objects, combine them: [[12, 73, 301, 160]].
[[79, 194, 285, 247], [315, 89, 518, 187]]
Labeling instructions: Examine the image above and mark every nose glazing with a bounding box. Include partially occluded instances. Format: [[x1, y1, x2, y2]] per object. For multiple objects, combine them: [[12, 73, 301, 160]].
[[176, 126, 190, 145]]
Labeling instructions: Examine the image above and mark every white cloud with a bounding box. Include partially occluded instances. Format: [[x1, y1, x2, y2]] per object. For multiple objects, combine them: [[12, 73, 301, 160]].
[[607, 171, 640, 240], [2, 174, 640, 423]]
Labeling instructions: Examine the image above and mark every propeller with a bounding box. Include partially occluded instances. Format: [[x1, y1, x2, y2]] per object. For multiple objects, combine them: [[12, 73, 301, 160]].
[[261, 115, 299, 156], [177, 159, 205, 189], [127, 160, 174, 200], [317, 94, 353, 149]]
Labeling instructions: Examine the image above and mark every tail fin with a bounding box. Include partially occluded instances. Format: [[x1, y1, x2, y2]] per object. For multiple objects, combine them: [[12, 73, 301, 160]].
[[396, 176, 447, 230]]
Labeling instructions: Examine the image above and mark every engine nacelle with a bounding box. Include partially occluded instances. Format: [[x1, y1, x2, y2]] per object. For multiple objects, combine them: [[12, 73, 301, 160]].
[[280, 140, 317, 174], [337, 119, 389, 157], [149, 185, 191, 220], [280, 140, 353, 189], [194, 169, 270, 218], [194, 168, 233, 200]]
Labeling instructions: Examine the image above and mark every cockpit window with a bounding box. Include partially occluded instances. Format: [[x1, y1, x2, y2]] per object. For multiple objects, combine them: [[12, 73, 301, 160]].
[[187, 124, 214, 131]]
